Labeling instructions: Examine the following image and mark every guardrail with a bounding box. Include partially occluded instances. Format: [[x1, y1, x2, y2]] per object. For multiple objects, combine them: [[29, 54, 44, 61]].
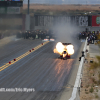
[[69, 38, 88, 100]]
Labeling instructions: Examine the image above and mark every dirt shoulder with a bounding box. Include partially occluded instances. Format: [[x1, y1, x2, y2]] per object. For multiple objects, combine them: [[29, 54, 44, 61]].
[[80, 50, 100, 100]]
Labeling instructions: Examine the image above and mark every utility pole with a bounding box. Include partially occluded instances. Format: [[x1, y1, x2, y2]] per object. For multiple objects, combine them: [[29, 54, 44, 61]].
[[28, 0, 29, 14], [25, 0, 30, 30]]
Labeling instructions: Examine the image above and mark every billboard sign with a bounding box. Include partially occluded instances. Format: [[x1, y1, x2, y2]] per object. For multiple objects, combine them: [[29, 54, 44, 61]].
[[0, 1, 23, 7], [0, 0, 23, 1], [7, 7, 20, 14], [92, 16, 100, 27], [34, 15, 89, 27]]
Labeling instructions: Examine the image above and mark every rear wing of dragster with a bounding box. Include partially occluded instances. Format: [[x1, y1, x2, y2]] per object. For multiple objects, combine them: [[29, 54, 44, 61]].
[[62, 43, 71, 45]]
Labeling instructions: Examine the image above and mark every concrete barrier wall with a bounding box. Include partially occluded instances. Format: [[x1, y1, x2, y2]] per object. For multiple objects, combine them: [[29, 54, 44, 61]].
[[75, 89, 80, 100], [69, 38, 88, 100]]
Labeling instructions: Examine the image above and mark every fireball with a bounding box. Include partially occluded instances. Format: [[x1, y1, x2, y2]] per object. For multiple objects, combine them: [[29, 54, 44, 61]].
[[53, 42, 74, 55], [56, 42, 64, 54], [66, 45, 74, 55]]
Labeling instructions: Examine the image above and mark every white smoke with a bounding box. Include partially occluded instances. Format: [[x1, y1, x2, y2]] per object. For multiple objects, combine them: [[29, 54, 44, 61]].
[[52, 19, 81, 55]]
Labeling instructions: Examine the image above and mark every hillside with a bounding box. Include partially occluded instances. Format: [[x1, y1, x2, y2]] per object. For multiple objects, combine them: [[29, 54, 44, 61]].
[[23, 4, 100, 11]]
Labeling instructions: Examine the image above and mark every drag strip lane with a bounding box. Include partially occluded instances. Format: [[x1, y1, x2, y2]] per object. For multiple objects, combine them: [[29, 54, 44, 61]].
[[0, 41, 49, 72], [0, 40, 81, 100], [0, 42, 54, 82], [0, 42, 74, 91], [0, 39, 46, 66]]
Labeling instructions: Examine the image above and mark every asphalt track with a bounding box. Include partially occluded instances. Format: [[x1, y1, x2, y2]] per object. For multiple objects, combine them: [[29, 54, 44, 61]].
[[0, 37, 82, 100]]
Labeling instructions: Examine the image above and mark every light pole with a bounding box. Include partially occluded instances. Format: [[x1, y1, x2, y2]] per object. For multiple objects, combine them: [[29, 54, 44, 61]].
[[25, 0, 30, 31], [28, 0, 30, 14]]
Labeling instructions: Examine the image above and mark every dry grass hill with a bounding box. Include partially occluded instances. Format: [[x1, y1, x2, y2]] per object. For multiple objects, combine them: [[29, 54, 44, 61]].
[[23, 4, 100, 12]]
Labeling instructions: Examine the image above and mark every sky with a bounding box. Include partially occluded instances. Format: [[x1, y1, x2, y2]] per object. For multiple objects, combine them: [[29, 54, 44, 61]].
[[23, 0, 100, 4]]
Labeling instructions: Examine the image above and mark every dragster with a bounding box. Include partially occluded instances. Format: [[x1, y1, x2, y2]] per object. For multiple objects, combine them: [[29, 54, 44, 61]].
[[53, 42, 74, 60]]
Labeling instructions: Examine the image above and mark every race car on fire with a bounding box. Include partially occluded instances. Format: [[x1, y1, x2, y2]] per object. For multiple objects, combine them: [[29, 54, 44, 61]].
[[53, 42, 74, 60]]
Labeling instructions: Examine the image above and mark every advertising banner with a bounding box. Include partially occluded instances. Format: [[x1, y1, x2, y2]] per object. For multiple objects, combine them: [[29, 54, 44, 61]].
[[34, 15, 89, 27], [92, 15, 100, 27], [7, 7, 20, 14], [0, 1, 23, 7]]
